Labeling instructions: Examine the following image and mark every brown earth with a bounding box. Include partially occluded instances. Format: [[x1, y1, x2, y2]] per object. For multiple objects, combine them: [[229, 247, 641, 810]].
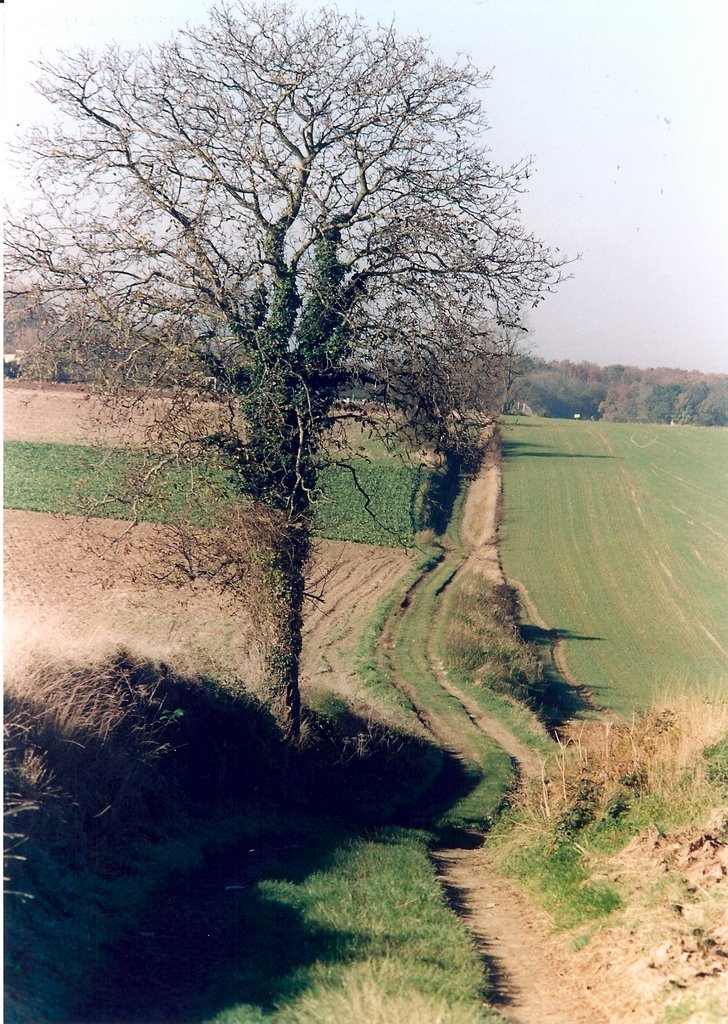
[[4, 384, 117, 444], [301, 539, 415, 700], [458, 434, 505, 584], [578, 820, 728, 1020], [434, 852, 611, 1024], [3, 509, 412, 705]]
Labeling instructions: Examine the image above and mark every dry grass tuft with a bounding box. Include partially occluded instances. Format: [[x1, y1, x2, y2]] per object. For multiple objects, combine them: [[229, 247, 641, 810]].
[[281, 958, 492, 1024], [439, 574, 543, 708], [529, 694, 728, 833], [4, 599, 268, 698], [487, 693, 728, 1021]]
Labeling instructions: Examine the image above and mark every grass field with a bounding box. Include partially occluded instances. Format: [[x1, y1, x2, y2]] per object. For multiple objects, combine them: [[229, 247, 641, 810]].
[[499, 416, 728, 714]]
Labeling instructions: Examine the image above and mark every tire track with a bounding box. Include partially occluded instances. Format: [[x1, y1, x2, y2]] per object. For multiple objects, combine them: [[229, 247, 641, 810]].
[[511, 579, 581, 691], [374, 433, 609, 1024]]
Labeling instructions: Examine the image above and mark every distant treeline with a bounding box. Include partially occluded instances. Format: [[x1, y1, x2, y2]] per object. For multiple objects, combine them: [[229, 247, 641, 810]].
[[6, 292, 727, 428], [510, 358, 728, 426]]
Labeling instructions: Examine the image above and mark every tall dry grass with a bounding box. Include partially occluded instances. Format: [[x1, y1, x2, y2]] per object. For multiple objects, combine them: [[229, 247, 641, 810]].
[[507, 692, 728, 844], [439, 575, 542, 703], [282, 958, 493, 1024], [3, 605, 289, 1023], [4, 615, 283, 883]]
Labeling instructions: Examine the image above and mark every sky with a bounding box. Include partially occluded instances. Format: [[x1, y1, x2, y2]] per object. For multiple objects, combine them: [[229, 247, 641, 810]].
[[3, 0, 727, 373]]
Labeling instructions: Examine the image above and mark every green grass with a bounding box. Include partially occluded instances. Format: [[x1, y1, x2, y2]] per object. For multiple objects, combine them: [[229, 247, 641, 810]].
[[193, 827, 503, 1024], [497, 832, 622, 930], [3, 441, 432, 546], [388, 559, 516, 832], [355, 547, 444, 719], [500, 417, 728, 713], [434, 580, 555, 759], [3, 442, 122, 515]]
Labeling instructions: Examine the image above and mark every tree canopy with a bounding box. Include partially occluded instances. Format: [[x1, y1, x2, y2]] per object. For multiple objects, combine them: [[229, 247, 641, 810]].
[[7, 2, 563, 735]]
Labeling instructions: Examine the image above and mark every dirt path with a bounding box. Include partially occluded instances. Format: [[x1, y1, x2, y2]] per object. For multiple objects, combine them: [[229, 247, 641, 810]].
[[458, 435, 505, 584], [429, 653, 544, 780], [431, 852, 610, 1024], [382, 429, 610, 1024]]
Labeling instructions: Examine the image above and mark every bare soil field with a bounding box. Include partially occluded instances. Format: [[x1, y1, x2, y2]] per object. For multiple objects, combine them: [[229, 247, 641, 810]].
[[4, 383, 116, 444], [3, 509, 413, 703], [4, 383, 414, 698]]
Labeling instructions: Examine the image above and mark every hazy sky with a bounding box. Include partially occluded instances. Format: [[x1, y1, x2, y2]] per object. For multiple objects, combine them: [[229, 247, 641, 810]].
[[3, 0, 727, 373]]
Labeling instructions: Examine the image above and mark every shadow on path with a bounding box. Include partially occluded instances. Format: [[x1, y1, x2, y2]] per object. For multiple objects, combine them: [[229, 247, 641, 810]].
[[520, 622, 606, 726], [80, 835, 352, 1023], [76, 737, 485, 1023]]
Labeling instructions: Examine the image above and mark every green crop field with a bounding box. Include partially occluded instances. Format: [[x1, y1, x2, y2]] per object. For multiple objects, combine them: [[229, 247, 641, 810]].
[[500, 417, 728, 714], [317, 461, 429, 546], [3, 441, 431, 547]]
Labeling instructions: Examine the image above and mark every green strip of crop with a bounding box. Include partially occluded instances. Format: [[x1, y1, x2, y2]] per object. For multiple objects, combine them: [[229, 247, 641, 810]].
[[3, 441, 124, 516], [4, 441, 433, 547], [316, 460, 430, 546]]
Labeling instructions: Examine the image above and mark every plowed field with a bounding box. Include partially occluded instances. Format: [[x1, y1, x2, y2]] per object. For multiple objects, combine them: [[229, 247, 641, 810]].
[[3, 386, 414, 699]]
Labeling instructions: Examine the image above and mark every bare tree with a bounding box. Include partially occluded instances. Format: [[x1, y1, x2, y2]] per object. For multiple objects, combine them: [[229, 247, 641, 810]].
[[494, 330, 529, 413], [6, 1, 564, 737]]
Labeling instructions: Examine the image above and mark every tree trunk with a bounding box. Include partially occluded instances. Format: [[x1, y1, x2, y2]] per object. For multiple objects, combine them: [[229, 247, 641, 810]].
[[265, 529, 309, 742]]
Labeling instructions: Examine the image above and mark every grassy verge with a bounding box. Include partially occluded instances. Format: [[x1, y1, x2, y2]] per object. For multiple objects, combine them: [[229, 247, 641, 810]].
[[5, 629, 508, 1023], [435, 574, 575, 748], [388, 558, 516, 833], [192, 827, 503, 1024], [489, 694, 728, 942], [350, 543, 507, 831], [355, 545, 442, 716]]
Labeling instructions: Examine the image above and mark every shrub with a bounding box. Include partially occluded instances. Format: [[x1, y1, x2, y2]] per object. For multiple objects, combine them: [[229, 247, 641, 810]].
[[439, 576, 546, 710], [5, 649, 285, 874], [490, 695, 728, 933]]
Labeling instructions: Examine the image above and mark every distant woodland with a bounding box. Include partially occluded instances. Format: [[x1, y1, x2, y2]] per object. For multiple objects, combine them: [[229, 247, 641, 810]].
[[510, 357, 728, 426], [5, 297, 727, 427]]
